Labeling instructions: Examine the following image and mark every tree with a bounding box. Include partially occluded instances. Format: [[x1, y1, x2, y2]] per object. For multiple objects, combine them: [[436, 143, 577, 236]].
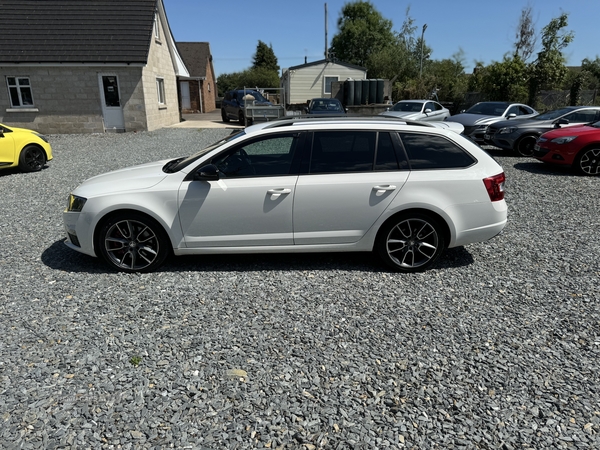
[[479, 55, 529, 102], [514, 5, 536, 61], [330, 1, 395, 67], [252, 41, 279, 72], [527, 13, 574, 106]]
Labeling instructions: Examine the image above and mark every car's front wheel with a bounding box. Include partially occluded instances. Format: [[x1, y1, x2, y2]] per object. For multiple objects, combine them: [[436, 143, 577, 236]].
[[574, 147, 600, 176], [97, 213, 170, 272], [515, 135, 537, 157], [221, 108, 230, 123], [19, 145, 46, 172], [376, 212, 446, 272]]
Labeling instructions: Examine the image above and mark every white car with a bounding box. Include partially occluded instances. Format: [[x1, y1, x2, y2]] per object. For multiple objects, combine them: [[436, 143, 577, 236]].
[[64, 117, 507, 273], [379, 100, 450, 122]]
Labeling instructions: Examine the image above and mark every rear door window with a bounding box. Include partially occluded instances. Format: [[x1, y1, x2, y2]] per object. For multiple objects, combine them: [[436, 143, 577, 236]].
[[308, 131, 408, 174]]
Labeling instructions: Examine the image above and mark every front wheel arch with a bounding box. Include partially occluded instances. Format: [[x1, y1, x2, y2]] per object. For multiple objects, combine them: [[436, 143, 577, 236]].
[[94, 209, 172, 272], [573, 146, 600, 176], [514, 134, 539, 157]]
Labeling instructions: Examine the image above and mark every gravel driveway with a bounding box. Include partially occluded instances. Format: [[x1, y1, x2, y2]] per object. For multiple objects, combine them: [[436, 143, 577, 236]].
[[1, 128, 599, 449]]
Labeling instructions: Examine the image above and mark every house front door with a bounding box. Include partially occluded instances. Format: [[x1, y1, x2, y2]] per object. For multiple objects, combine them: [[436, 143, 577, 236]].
[[180, 81, 191, 111], [99, 74, 125, 131]]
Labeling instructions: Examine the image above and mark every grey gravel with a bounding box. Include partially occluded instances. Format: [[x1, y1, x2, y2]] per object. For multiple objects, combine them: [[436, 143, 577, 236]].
[[1, 127, 599, 449]]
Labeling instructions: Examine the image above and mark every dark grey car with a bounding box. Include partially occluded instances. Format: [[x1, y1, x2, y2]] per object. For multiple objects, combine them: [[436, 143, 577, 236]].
[[446, 102, 537, 144], [485, 106, 600, 156], [221, 89, 272, 125]]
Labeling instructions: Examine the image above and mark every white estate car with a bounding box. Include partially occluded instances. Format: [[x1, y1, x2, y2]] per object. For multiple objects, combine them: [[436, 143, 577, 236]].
[[64, 117, 507, 273]]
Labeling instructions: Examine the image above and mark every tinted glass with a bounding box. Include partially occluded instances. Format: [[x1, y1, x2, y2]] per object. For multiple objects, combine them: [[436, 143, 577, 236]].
[[399, 133, 475, 169], [310, 131, 375, 173], [375, 132, 399, 171], [564, 109, 598, 123]]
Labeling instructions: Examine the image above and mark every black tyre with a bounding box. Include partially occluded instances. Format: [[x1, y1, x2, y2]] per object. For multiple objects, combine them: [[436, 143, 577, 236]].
[[97, 213, 170, 273], [18, 145, 46, 172], [515, 135, 537, 157], [221, 108, 230, 123], [376, 212, 446, 272], [574, 147, 600, 176]]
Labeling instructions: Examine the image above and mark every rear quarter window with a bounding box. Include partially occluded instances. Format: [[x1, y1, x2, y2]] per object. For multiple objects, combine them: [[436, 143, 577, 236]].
[[399, 132, 476, 169]]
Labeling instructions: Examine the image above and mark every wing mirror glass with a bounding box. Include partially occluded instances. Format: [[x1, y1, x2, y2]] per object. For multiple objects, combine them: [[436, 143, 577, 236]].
[[195, 164, 219, 180]]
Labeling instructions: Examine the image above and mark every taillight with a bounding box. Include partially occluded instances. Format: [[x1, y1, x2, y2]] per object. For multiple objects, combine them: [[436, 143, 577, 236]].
[[483, 172, 505, 202]]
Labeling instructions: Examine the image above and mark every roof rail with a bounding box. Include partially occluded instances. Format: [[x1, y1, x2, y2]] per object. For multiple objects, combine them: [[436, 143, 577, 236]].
[[260, 115, 439, 129]]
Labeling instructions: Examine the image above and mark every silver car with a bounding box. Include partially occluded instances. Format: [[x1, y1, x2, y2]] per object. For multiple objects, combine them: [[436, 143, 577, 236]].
[[446, 102, 537, 144], [484, 106, 600, 156], [380, 100, 450, 122]]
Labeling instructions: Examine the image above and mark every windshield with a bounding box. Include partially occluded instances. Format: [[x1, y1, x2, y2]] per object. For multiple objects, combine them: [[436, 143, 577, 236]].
[[391, 102, 424, 112], [310, 99, 343, 112], [465, 102, 509, 116], [163, 130, 246, 173], [533, 107, 575, 120], [237, 90, 269, 103]]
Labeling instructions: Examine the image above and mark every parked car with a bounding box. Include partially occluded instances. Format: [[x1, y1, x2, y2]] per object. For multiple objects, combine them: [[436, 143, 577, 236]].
[[484, 106, 600, 156], [446, 102, 537, 144], [533, 120, 600, 175], [0, 123, 53, 172], [380, 100, 450, 122], [305, 98, 346, 115], [221, 89, 273, 125], [63, 116, 507, 274]]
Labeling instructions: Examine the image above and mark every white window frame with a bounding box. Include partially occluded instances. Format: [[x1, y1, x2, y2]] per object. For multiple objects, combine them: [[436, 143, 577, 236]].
[[6, 76, 35, 107], [156, 78, 166, 105], [323, 76, 338, 95], [154, 14, 160, 40]]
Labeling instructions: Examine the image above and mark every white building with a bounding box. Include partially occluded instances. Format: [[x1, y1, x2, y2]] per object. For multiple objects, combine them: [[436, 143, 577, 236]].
[[281, 59, 366, 106]]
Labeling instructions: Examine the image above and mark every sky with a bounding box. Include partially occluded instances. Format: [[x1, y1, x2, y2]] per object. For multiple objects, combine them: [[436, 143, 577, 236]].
[[163, 0, 600, 77]]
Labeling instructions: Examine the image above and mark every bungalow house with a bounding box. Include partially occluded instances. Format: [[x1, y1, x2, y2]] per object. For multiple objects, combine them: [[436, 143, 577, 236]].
[[176, 42, 217, 114], [281, 58, 367, 106], [0, 0, 189, 133]]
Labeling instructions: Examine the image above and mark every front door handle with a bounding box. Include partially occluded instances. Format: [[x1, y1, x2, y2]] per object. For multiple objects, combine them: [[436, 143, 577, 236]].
[[267, 188, 292, 198], [373, 185, 396, 193]]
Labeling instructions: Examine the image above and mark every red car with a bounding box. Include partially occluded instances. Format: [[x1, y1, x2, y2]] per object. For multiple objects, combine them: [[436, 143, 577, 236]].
[[534, 121, 600, 175]]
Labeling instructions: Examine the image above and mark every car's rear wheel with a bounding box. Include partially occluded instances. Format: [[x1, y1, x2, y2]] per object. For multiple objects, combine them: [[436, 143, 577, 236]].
[[376, 212, 446, 272], [221, 108, 230, 123], [515, 135, 537, 157], [98, 213, 170, 273], [19, 145, 46, 172], [574, 147, 600, 176]]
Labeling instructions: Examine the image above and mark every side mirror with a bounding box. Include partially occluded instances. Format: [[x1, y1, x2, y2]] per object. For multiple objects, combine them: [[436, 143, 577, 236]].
[[554, 118, 569, 128], [460, 109, 465, 113], [195, 164, 219, 180], [424, 108, 432, 113], [507, 113, 516, 119]]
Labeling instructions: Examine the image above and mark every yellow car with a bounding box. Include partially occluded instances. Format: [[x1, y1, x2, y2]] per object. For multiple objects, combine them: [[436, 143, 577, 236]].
[[0, 123, 53, 172]]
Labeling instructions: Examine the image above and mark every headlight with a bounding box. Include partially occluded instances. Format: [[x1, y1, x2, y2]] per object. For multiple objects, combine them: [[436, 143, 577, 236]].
[[34, 132, 49, 143], [498, 126, 517, 134], [67, 194, 87, 212], [550, 136, 577, 144]]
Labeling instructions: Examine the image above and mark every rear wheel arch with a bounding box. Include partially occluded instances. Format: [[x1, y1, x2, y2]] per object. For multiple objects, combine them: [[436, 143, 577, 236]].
[[374, 208, 451, 272]]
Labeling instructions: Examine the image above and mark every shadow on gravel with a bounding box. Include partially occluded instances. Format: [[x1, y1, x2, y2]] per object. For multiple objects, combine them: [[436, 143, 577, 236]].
[[42, 240, 474, 273], [513, 161, 574, 176], [41, 240, 112, 274]]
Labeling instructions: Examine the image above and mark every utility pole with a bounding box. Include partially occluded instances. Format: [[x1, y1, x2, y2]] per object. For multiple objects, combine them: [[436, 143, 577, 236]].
[[420, 23, 427, 78]]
